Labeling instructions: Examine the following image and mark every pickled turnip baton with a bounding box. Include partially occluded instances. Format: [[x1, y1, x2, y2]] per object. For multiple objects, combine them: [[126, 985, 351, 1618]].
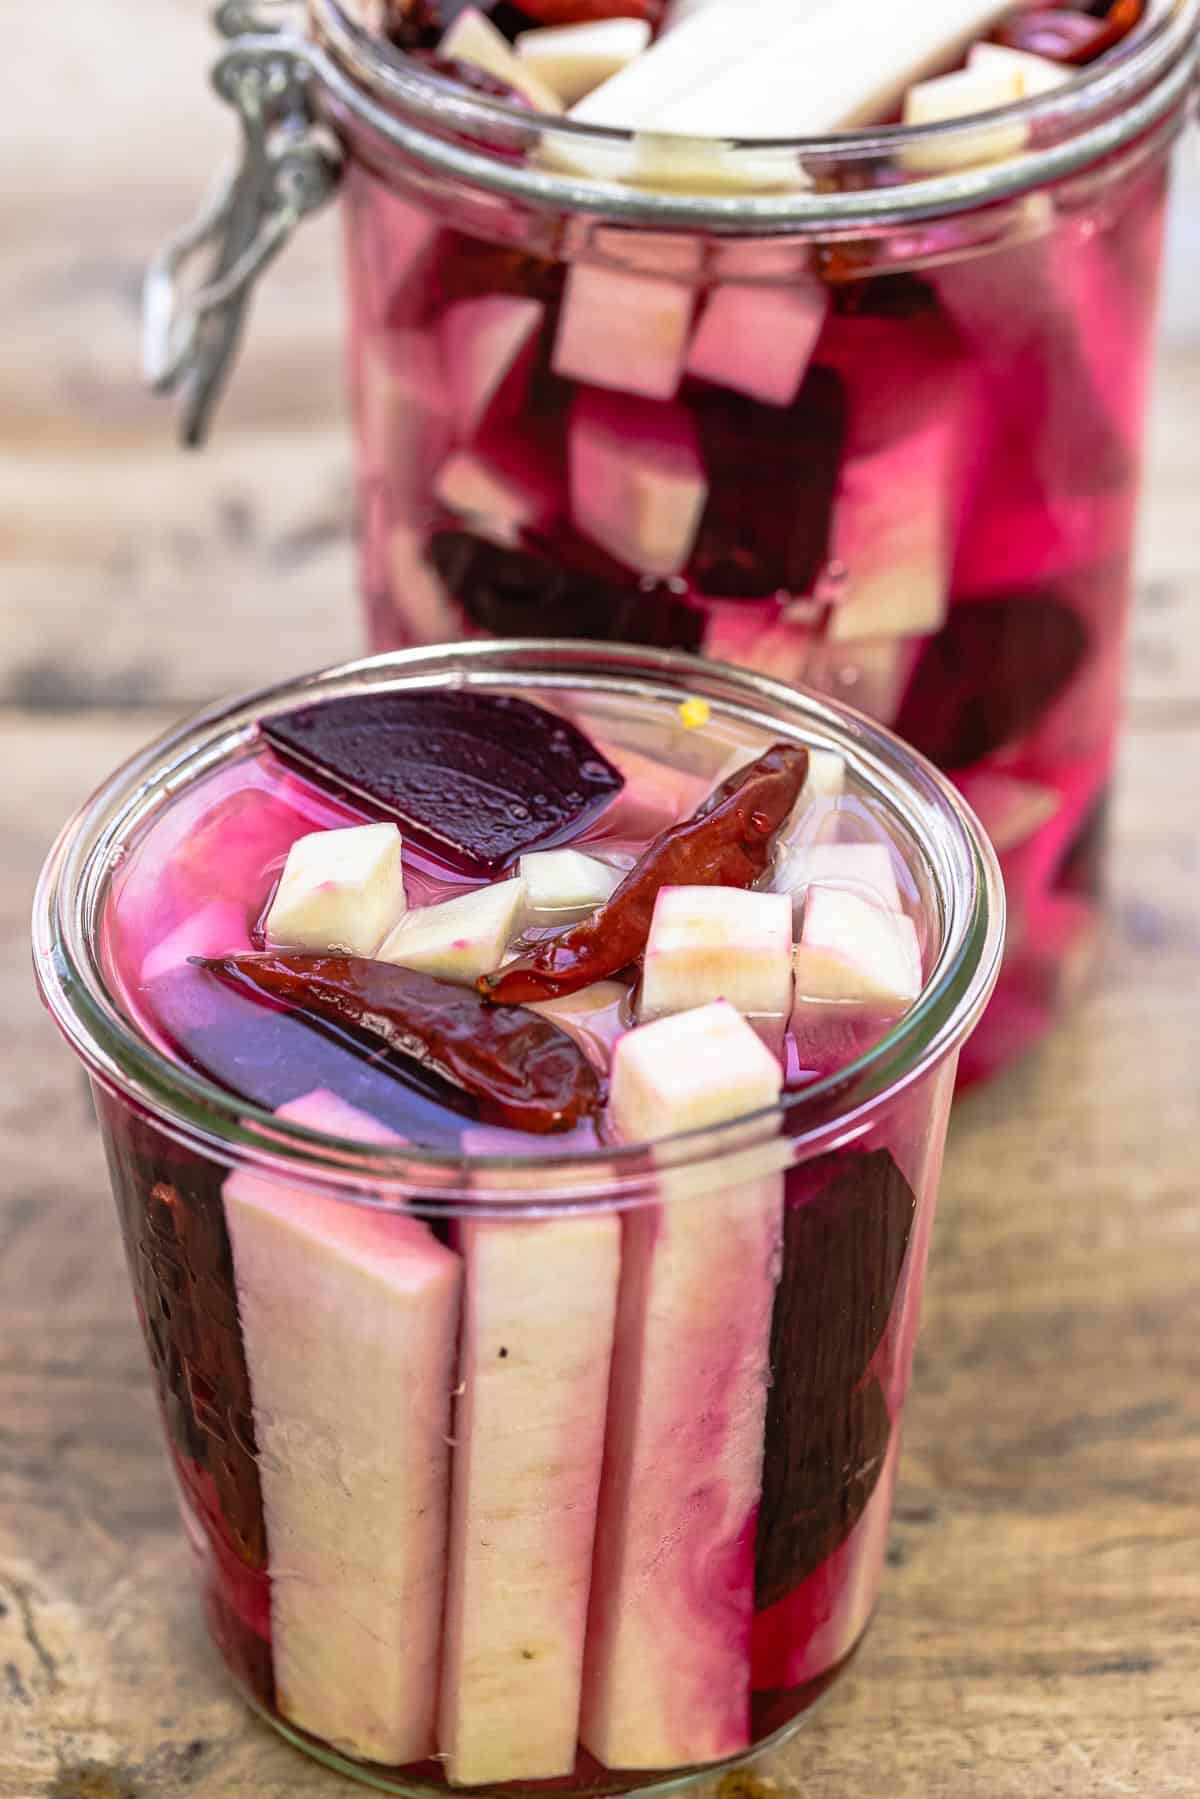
[[87, 669, 967, 1789], [341, 0, 1173, 1085]]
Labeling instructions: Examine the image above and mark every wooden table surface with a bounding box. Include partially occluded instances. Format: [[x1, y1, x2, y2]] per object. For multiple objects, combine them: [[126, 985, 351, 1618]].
[[3, 5, 1199, 1796]]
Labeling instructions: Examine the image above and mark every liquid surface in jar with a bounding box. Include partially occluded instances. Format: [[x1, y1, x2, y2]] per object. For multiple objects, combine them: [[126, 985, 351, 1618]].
[[104, 685, 929, 1152]]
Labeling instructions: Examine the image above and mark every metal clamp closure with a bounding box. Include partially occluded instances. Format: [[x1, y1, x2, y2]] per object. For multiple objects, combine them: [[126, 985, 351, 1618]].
[[143, 7, 341, 445]]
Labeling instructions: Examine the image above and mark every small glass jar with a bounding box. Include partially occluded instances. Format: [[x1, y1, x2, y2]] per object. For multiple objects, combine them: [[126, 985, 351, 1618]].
[[149, 1, 1196, 1084], [35, 641, 1001, 1795]]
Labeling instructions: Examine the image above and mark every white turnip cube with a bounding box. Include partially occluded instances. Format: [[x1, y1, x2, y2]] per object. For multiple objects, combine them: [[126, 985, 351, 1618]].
[[640, 885, 793, 1024], [265, 824, 406, 958], [519, 848, 621, 920], [379, 879, 525, 984], [570, 388, 707, 576], [609, 999, 783, 1143], [793, 885, 922, 1011], [515, 17, 652, 105]]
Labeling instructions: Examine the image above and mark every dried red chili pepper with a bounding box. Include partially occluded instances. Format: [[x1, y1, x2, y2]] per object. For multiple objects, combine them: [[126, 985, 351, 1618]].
[[479, 741, 810, 1005], [990, 0, 1145, 65], [201, 954, 603, 1134]]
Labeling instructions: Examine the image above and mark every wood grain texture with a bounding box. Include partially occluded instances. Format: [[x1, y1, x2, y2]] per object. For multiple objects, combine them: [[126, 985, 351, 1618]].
[[2, 2, 1199, 1795]]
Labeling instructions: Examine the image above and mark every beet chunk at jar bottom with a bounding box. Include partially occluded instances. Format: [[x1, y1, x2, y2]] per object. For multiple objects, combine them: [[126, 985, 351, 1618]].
[[757, 1148, 916, 1609]]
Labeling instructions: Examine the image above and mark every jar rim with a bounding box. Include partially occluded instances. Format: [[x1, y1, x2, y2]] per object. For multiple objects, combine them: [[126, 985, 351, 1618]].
[[301, 0, 1197, 230], [33, 642, 1003, 1212]]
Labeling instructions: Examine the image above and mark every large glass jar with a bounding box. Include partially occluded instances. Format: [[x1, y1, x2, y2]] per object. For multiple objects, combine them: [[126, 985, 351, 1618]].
[[147, 2, 1196, 1085]]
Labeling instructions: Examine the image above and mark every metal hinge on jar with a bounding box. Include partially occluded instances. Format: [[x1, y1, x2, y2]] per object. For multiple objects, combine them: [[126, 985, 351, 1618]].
[[143, 2, 340, 445]]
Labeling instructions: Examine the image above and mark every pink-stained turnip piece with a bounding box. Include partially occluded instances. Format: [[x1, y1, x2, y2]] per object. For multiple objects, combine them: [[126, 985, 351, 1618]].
[[360, 330, 454, 512], [686, 282, 828, 408], [438, 1210, 621, 1784], [554, 263, 695, 401], [953, 769, 1061, 854], [702, 601, 822, 693], [804, 636, 922, 729], [581, 1003, 782, 1769], [438, 294, 545, 440], [640, 885, 793, 1026], [569, 388, 707, 576], [828, 360, 973, 642], [380, 877, 527, 984], [139, 899, 252, 985], [386, 522, 464, 641], [433, 445, 558, 538], [223, 1089, 461, 1766]]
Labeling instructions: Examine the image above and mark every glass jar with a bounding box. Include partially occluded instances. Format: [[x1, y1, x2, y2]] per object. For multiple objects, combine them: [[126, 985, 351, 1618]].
[[35, 641, 1002, 1795], [147, 1, 1196, 1086]]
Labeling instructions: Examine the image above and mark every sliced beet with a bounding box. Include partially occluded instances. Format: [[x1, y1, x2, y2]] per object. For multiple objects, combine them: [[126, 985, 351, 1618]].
[[894, 595, 1090, 770], [261, 688, 623, 876], [97, 1092, 267, 1570], [685, 365, 847, 601], [757, 1376, 892, 1608], [430, 528, 705, 651], [756, 1147, 916, 1606], [773, 1147, 917, 1396]]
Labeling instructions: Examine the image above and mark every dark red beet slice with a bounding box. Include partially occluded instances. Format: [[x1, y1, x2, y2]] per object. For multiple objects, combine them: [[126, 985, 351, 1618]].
[[894, 595, 1090, 770], [203, 954, 604, 1135], [261, 689, 623, 876], [685, 366, 847, 601], [96, 1090, 268, 1571], [757, 1377, 892, 1608], [429, 530, 705, 652], [774, 1148, 916, 1402], [147, 960, 481, 1146], [756, 1148, 916, 1607]]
